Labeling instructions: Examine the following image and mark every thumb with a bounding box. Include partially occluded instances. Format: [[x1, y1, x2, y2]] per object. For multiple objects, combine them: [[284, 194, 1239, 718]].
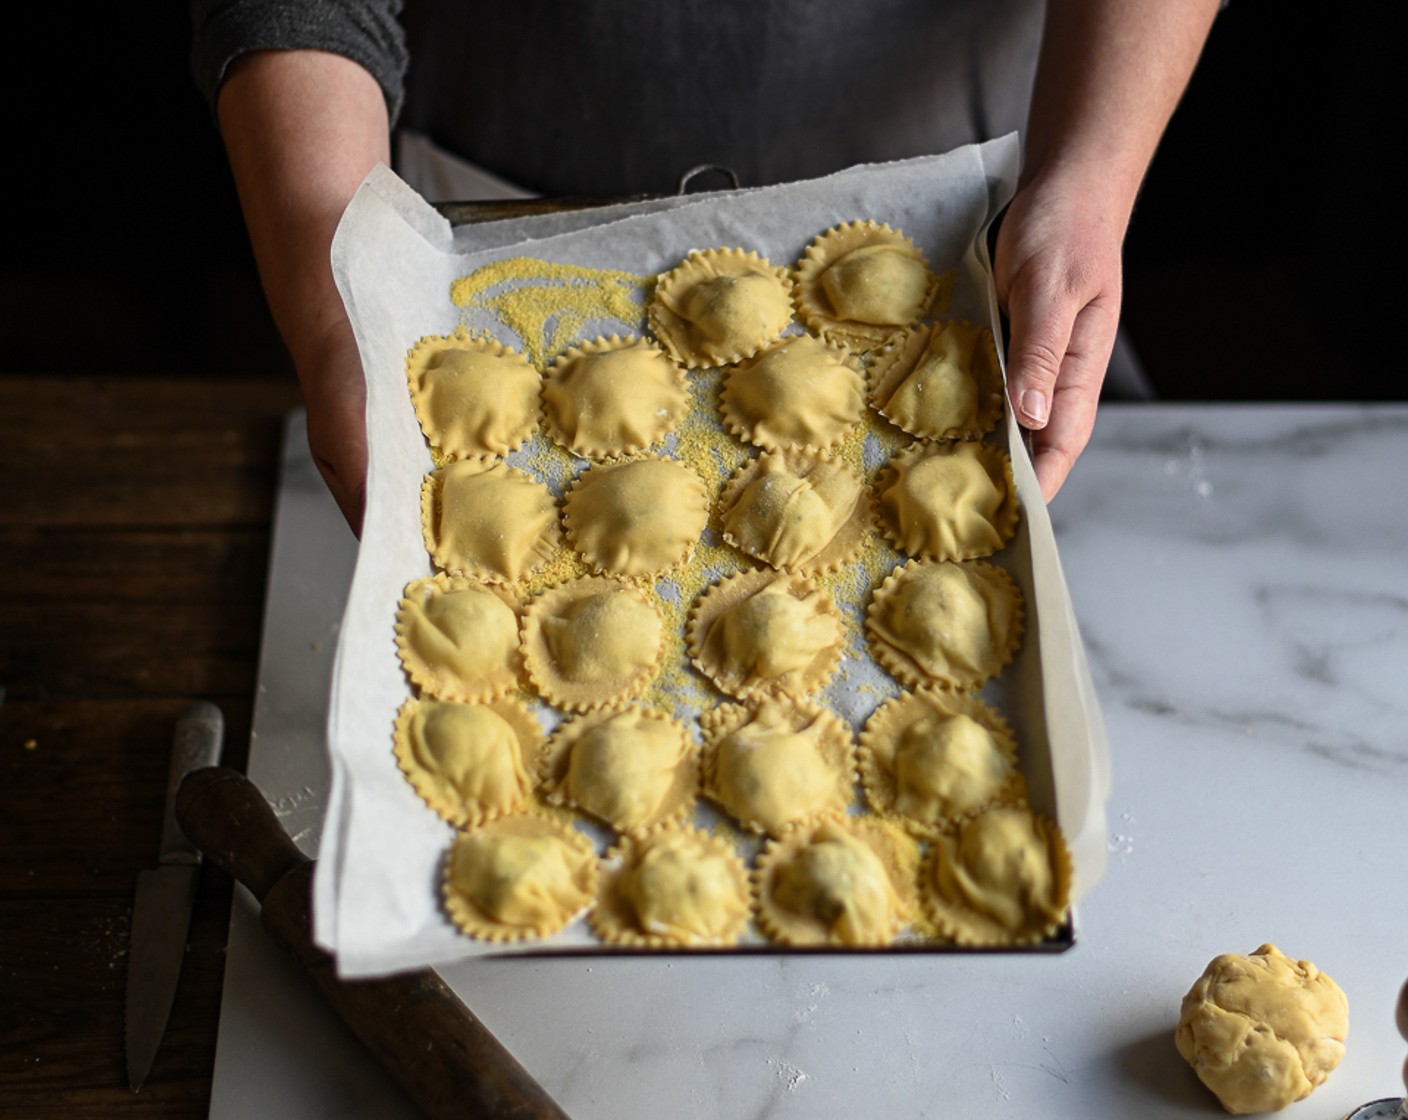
[[1002, 278, 1072, 431]]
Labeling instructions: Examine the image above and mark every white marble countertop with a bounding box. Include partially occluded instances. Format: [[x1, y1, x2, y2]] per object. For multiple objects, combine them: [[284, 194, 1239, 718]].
[[212, 403, 1408, 1119]]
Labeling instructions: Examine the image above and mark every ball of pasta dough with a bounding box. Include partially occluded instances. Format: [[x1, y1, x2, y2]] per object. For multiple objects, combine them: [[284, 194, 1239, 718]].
[[1175, 944, 1348, 1114]]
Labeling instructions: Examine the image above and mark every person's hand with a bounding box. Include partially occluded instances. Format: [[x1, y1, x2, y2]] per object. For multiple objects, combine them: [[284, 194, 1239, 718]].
[[297, 317, 368, 535], [992, 169, 1124, 502], [215, 49, 388, 536]]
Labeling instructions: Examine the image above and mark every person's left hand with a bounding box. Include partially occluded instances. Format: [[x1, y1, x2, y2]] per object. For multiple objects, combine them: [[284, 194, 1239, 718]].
[[992, 168, 1126, 501]]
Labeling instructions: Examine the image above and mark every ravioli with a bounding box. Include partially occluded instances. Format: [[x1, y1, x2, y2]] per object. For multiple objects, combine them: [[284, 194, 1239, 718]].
[[421, 459, 561, 583], [591, 825, 752, 948], [649, 247, 794, 368], [564, 456, 709, 577], [687, 570, 843, 700], [392, 697, 539, 828], [858, 689, 1023, 834], [920, 806, 1072, 945], [755, 816, 919, 947], [719, 450, 871, 573], [866, 559, 1023, 690], [394, 575, 521, 703], [542, 334, 688, 459], [868, 320, 1004, 441], [522, 576, 663, 711], [793, 220, 945, 351], [395, 229, 1068, 954], [443, 813, 597, 942], [876, 441, 1018, 562], [405, 334, 541, 459], [540, 705, 698, 832], [720, 335, 864, 452], [700, 698, 854, 835]]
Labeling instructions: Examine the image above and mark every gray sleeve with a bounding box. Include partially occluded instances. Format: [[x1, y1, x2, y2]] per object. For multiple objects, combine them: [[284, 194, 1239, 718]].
[[190, 0, 408, 122]]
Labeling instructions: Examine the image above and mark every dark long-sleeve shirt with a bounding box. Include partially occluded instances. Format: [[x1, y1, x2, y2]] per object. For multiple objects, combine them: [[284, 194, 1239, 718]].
[[190, 0, 1044, 196]]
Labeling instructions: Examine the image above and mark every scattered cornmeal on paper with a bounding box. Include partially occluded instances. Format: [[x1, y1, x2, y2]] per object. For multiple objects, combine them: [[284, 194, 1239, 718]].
[[450, 257, 647, 369]]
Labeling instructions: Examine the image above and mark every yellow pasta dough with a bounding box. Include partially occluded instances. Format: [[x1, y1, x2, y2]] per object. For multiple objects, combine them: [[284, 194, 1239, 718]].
[[421, 459, 561, 583], [405, 334, 540, 458], [718, 449, 871, 573], [443, 813, 597, 942], [542, 334, 689, 459], [394, 575, 521, 702], [591, 825, 751, 948], [540, 705, 698, 832], [868, 320, 1004, 441], [700, 698, 854, 835], [719, 335, 864, 452], [1175, 945, 1349, 1115], [920, 805, 1072, 945], [522, 576, 664, 711], [564, 456, 709, 578], [858, 689, 1023, 835], [649, 247, 795, 368], [392, 697, 539, 828], [687, 570, 843, 700], [876, 441, 1018, 562], [755, 816, 919, 947], [866, 559, 1023, 690], [793, 220, 943, 351]]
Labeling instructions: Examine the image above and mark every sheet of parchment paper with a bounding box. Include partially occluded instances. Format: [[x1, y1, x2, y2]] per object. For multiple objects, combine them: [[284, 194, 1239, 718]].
[[318, 136, 1110, 977]]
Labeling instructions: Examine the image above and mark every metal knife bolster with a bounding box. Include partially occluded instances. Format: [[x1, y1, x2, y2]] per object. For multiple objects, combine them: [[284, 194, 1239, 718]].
[[157, 702, 224, 865]]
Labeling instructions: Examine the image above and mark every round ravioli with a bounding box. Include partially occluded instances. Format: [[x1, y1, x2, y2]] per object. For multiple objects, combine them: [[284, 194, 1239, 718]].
[[395, 575, 521, 702], [718, 449, 872, 574], [875, 441, 1018, 562], [755, 815, 920, 947], [868, 320, 1004, 441], [564, 456, 709, 578], [648, 247, 794, 368], [793, 220, 944, 351], [920, 805, 1072, 946], [421, 459, 561, 583], [700, 698, 855, 835], [720, 335, 864, 452], [443, 813, 597, 942], [542, 334, 688, 459], [522, 576, 663, 711], [866, 559, 1023, 690], [687, 570, 843, 701], [539, 705, 698, 832], [405, 334, 540, 459], [858, 688, 1023, 835], [392, 697, 539, 828], [591, 824, 751, 948]]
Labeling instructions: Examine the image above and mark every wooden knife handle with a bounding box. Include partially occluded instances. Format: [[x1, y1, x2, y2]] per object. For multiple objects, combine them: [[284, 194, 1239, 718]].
[[176, 767, 572, 1120]]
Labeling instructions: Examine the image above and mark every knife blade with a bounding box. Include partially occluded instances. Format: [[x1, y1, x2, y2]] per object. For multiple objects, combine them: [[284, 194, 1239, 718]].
[[124, 701, 224, 1092]]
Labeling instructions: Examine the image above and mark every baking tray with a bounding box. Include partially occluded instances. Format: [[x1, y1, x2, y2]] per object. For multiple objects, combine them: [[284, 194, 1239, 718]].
[[317, 144, 1108, 974]]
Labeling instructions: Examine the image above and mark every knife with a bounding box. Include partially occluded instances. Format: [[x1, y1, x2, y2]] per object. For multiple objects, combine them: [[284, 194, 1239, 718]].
[[124, 701, 224, 1092]]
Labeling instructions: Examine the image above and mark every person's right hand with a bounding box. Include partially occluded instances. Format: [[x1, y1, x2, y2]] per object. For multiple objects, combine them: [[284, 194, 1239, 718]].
[[297, 318, 369, 535], [215, 49, 389, 536]]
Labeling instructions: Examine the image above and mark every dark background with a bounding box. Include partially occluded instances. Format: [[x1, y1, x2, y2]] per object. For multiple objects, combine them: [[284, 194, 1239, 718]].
[[3, 3, 1399, 401]]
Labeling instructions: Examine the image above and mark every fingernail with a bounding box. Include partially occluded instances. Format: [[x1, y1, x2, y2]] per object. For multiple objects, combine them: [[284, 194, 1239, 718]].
[[1020, 389, 1049, 426]]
